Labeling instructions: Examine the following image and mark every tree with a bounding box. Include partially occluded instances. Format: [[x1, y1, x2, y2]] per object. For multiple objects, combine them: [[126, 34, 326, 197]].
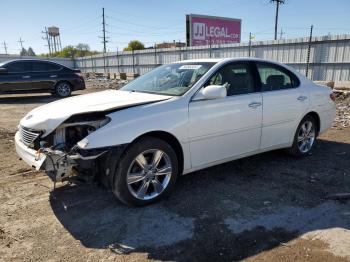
[[76, 43, 90, 51], [59, 45, 77, 58], [123, 40, 145, 51], [27, 47, 36, 56], [20, 47, 28, 56], [40, 43, 99, 58]]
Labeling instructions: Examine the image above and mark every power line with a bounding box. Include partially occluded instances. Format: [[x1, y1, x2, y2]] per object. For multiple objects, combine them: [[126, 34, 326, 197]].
[[107, 15, 182, 31], [61, 16, 100, 32], [270, 0, 285, 40]]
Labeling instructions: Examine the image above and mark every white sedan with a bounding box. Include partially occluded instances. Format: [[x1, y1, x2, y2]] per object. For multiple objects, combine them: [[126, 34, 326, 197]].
[[15, 58, 336, 206]]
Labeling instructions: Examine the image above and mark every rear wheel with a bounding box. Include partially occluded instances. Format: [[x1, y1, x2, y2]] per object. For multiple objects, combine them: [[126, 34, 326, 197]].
[[112, 137, 178, 206], [55, 82, 72, 97], [288, 115, 317, 157]]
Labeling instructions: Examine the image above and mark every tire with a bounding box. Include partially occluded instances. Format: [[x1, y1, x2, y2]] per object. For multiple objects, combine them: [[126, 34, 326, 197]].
[[55, 82, 72, 97], [112, 137, 179, 206], [288, 115, 317, 157]]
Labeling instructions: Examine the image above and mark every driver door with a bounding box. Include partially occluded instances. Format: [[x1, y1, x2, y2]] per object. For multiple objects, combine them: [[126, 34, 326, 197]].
[[188, 62, 263, 168]]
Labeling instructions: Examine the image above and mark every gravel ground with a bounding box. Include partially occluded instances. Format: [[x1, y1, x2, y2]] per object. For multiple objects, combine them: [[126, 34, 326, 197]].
[[0, 86, 349, 262]]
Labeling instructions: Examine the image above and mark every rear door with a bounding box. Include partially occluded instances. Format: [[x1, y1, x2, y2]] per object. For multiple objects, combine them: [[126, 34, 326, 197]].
[[0, 61, 32, 92], [256, 62, 309, 149], [31, 61, 62, 91]]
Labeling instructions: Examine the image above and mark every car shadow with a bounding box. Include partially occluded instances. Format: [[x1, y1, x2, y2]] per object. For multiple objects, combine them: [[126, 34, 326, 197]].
[[0, 93, 80, 104], [50, 138, 350, 261]]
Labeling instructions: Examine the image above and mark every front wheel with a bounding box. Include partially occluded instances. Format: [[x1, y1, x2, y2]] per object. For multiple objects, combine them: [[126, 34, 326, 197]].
[[288, 115, 317, 157], [112, 137, 179, 206]]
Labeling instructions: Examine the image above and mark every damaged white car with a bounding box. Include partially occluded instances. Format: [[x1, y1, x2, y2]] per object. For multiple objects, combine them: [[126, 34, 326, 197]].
[[15, 58, 336, 206]]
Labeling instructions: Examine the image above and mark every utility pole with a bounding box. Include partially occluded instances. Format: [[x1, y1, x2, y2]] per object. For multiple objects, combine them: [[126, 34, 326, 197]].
[[279, 28, 285, 39], [101, 7, 107, 73], [116, 47, 120, 73], [2, 42, 8, 55], [248, 32, 252, 57], [132, 49, 135, 74], [306, 25, 313, 78], [270, 0, 285, 40], [154, 43, 157, 65], [42, 27, 52, 55], [18, 37, 25, 49], [102, 7, 107, 53]]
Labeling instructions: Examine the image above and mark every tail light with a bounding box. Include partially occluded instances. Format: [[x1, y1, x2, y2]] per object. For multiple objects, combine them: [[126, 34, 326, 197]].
[[330, 93, 336, 102], [75, 72, 83, 78]]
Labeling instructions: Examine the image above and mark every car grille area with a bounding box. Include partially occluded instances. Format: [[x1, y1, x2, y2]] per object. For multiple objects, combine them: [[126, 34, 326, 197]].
[[19, 126, 41, 147]]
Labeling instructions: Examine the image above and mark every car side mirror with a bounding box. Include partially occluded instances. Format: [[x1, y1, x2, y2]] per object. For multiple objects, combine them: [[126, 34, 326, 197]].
[[0, 67, 8, 74], [192, 85, 227, 101]]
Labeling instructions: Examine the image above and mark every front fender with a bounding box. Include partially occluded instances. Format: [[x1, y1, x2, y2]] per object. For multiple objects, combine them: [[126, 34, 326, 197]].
[[78, 98, 188, 150]]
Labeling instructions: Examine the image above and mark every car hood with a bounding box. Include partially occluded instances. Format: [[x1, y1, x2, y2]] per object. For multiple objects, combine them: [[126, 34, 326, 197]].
[[20, 90, 172, 136]]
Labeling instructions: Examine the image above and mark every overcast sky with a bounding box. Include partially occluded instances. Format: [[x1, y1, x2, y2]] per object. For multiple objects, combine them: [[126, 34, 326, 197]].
[[1, 0, 349, 54]]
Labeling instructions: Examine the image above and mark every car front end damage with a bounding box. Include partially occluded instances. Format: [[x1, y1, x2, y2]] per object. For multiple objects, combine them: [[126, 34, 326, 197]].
[[15, 113, 126, 186]]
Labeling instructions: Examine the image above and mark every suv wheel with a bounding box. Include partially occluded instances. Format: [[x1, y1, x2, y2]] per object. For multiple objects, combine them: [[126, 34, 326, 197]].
[[288, 115, 317, 157], [55, 82, 72, 97], [112, 137, 178, 206]]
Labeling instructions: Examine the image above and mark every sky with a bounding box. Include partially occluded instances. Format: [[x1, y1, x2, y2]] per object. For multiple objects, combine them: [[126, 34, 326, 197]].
[[1, 0, 350, 55]]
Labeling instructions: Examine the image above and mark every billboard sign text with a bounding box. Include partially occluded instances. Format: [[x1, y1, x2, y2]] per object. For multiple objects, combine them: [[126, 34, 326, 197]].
[[186, 14, 241, 46]]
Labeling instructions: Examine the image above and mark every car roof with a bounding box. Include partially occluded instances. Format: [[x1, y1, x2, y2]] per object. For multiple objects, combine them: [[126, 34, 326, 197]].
[[1, 59, 67, 67], [175, 57, 286, 65], [174, 57, 310, 84]]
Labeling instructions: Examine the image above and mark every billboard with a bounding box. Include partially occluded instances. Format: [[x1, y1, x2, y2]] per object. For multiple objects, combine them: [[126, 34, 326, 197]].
[[186, 14, 241, 46]]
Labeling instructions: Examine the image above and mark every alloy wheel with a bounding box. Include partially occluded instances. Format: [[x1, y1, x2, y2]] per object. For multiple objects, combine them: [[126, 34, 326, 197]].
[[57, 83, 71, 97], [126, 149, 172, 200], [297, 120, 316, 153]]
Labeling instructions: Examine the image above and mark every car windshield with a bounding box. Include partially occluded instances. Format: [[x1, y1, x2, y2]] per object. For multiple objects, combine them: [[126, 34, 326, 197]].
[[121, 62, 216, 96]]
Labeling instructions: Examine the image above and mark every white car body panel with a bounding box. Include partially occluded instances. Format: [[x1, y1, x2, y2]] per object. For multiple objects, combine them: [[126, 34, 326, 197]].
[[20, 90, 171, 135], [15, 58, 336, 178], [261, 84, 310, 148], [188, 93, 262, 167]]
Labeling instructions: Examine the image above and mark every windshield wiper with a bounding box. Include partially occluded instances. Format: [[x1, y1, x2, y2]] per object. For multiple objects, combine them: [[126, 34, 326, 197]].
[[128, 90, 177, 96]]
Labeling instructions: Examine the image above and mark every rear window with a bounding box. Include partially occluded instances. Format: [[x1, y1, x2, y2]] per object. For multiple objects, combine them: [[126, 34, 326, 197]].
[[32, 62, 61, 72], [256, 62, 300, 91]]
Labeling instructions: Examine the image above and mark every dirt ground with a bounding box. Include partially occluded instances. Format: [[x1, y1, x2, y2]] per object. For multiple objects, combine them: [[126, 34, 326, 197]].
[[0, 87, 350, 262]]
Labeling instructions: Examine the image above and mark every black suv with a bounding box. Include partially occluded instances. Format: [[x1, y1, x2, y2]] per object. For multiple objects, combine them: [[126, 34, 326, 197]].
[[0, 59, 85, 97]]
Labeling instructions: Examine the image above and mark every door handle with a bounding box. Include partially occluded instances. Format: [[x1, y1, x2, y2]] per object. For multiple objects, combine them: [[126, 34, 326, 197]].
[[22, 75, 31, 79], [297, 96, 307, 101], [248, 102, 262, 108], [50, 75, 58, 78]]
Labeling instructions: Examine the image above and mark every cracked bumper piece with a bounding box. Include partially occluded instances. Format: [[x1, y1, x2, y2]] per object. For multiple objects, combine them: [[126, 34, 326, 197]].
[[15, 132, 46, 170]]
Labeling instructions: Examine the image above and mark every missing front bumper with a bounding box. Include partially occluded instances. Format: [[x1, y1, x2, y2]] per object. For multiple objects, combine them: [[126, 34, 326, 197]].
[[15, 131, 108, 182], [15, 131, 128, 187]]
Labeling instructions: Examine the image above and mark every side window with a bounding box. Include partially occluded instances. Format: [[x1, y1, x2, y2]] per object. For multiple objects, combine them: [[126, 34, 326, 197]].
[[256, 63, 294, 91], [206, 63, 255, 96], [47, 63, 61, 71], [5, 61, 31, 73], [32, 62, 61, 72]]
